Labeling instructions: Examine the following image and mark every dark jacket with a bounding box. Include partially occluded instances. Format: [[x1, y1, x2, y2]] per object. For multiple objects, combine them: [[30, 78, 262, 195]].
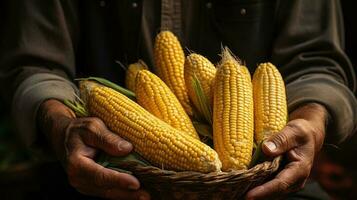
[[0, 0, 356, 148]]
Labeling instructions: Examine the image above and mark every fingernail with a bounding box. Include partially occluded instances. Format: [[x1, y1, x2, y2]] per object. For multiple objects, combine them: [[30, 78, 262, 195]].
[[119, 141, 132, 150], [264, 141, 276, 152]]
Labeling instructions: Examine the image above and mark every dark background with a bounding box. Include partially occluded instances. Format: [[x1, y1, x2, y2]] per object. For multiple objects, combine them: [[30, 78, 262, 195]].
[[0, 1, 356, 199]]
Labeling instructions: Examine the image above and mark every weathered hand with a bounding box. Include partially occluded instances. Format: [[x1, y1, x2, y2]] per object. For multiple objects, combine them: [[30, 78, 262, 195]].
[[38, 99, 150, 200], [246, 103, 327, 200]]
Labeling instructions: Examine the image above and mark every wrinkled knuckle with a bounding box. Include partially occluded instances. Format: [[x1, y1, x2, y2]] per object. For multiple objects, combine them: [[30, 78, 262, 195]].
[[277, 179, 290, 191], [273, 132, 289, 149], [83, 117, 103, 133], [95, 133, 107, 147], [287, 119, 309, 134], [93, 169, 106, 186], [90, 117, 105, 128], [86, 121, 99, 133], [107, 134, 120, 144], [287, 121, 309, 143]]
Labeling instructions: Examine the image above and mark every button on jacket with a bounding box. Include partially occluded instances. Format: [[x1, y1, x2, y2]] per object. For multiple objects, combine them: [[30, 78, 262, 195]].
[[0, 0, 356, 148]]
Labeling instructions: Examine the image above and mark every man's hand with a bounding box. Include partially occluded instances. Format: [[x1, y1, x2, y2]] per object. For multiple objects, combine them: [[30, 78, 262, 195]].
[[38, 99, 150, 200], [246, 103, 328, 200]]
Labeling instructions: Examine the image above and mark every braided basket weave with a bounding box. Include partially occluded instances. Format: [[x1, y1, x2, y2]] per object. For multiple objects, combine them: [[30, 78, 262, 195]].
[[114, 156, 281, 200]]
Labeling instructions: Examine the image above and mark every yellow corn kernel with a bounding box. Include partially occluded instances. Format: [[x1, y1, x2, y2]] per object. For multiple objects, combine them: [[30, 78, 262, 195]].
[[135, 70, 199, 139], [184, 53, 216, 110], [80, 81, 221, 173], [252, 62, 287, 143], [154, 31, 193, 116], [213, 48, 254, 171], [242, 65, 251, 82], [125, 60, 148, 92]]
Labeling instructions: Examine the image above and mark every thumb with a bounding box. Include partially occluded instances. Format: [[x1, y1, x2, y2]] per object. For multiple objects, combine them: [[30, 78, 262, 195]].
[[262, 125, 299, 157]]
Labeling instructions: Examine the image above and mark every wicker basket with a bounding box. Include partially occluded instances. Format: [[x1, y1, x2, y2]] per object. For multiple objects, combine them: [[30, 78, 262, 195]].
[[114, 156, 281, 200]]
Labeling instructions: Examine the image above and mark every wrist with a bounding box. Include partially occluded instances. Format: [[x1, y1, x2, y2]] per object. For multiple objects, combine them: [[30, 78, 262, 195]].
[[38, 99, 76, 119], [37, 99, 76, 159], [289, 103, 328, 122]]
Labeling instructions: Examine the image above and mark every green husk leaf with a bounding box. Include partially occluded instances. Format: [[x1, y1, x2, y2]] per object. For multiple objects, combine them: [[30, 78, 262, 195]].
[[249, 140, 268, 168], [107, 167, 133, 175], [96, 153, 111, 167], [115, 60, 128, 71], [63, 99, 89, 117], [97, 152, 150, 169], [76, 77, 136, 100], [192, 121, 212, 139], [137, 59, 149, 69], [191, 74, 212, 124]]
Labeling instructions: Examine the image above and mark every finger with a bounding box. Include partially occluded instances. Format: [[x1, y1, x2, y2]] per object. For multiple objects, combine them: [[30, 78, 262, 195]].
[[67, 154, 141, 191], [65, 131, 98, 161], [79, 118, 133, 156], [262, 124, 305, 157], [245, 161, 308, 200]]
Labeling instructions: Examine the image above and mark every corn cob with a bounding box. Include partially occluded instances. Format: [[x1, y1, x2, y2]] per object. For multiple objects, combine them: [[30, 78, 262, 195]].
[[80, 81, 221, 172], [125, 60, 148, 92], [184, 53, 216, 112], [213, 48, 254, 171], [135, 70, 199, 139], [252, 62, 287, 143], [154, 31, 193, 116]]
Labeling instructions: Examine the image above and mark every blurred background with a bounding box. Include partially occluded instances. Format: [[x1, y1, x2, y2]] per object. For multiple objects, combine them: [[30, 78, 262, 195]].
[[0, 1, 356, 200]]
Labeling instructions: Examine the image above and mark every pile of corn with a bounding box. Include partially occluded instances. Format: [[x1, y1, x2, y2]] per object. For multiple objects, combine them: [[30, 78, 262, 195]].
[[78, 31, 287, 173]]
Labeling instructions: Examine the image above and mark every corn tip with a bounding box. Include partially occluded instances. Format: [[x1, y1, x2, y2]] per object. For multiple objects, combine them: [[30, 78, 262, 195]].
[[219, 46, 242, 68]]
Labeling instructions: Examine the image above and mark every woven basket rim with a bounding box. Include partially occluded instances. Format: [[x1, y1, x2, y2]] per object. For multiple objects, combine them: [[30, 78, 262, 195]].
[[115, 156, 281, 184]]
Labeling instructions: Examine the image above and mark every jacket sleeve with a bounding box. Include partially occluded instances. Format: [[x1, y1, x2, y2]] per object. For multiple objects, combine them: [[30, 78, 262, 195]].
[[272, 0, 357, 144], [0, 0, 79, 148]]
